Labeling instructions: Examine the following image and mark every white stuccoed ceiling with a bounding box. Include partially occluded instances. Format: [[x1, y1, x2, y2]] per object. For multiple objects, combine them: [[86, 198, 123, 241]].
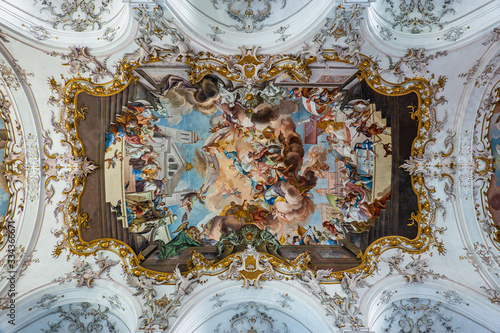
[[0, 1, 499, 332]]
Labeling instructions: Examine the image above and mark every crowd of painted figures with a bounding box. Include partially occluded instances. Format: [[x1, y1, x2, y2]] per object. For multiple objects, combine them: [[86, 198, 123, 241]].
[[105, 102, 176, 232], [104, 75, 392, 258]]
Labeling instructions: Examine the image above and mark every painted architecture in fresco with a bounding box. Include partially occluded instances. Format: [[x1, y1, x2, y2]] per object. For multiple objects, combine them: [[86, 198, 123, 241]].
[[78, 67, 417, 271]]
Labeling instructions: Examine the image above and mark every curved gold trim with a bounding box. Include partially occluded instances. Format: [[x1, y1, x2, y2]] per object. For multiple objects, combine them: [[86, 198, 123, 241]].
[[0, 90, 24, 250], [475, 83, 500, 250], [50, 50, 439, 283]]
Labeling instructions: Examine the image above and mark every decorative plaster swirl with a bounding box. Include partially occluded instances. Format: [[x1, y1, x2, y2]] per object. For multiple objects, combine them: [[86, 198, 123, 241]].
[[383, 298, 457, 332], [35, 0, 112, 32], [382, 0, 458, 34], [214, 302, 289, 333], [210, 0, 286, 33], [22, 24, 52, 41], [52, 252, 119, 287], [48, 46, 112, 81], [381, 250, 446, 283], [40, 302, 118, 333]]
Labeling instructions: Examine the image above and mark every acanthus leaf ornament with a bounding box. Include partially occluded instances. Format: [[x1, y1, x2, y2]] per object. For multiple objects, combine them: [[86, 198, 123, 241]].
[[210, 0, 286, 33], [185, 46, 313, 85], [48, 46, 112, 82], [35, 0, 112, 32], [383, 0, 459, 34], [383, 298, 457, 333], [46, 44, 439, 291], [219, 244, 283, 289]]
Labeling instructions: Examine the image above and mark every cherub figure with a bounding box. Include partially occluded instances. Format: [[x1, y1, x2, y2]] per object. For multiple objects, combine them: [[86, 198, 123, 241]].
[[173, 264, 198, 297], [297, 269, 332, 297]]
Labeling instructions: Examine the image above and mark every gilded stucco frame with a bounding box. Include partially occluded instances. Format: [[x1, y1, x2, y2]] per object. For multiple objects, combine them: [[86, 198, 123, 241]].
[[47, 49, 444, 283], [0, 90, 25, 251]]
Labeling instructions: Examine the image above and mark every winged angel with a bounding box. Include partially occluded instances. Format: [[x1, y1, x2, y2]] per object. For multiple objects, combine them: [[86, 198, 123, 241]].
[[127, 274, 158, 300], [173, 264, 198, 297], [297, 269, 332, 297]]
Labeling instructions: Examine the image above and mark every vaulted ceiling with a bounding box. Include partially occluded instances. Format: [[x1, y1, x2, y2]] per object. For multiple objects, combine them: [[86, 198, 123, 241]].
[[1, 1, 500, 332]]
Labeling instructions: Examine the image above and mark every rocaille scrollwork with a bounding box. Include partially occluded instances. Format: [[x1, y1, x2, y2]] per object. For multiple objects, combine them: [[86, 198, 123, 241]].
[[48, 45, 439, 285]]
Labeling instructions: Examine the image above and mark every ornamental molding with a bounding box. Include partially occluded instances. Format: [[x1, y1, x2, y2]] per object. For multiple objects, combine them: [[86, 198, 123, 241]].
[[382, 298, 457, 333], [127, 264, 199, 331], [210, 0, 287, 33], [34, 0, 112, 32], [44, 46, 447, 319], [218, 245, 284, 288], [40, 302, 119, 333], [381, 250, 446, 283], [381, 0, 459, 34], [52, 252, 119, 288], [185, 46, 314, 85], [214, 301, 290, 333], [48, 46, 112, 82]]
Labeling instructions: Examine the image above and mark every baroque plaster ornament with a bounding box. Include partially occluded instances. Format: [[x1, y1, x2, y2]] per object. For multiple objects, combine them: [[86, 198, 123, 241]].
[[214, 302, 289, 333], [185, 46, 312, 85], [443, 26, 466, 42], [314, 5, 364, 42], [210, 0, 287, 33], [25, 134, 41, 202], [441, 290, 464, 305], [43, 126, 97, 225], [383, 0, 458, 34], [22, 24, 52, 40], [459, 243, 500, 278], [341, 271, 370, 299], [209, 293, 227, 308], [135, 265, 200, 331], [173, 263, 198, 297], [133, 4, 193, 59], [296, 39, 326, 66], [0, 98, 27, 224], [35, 0, 112, 32], [219, 244, 283, 288], [99, 27, 117, 42], [296, 269, 363, 330], [104, 295, 124, 311], [127, 274, 158, 300], [381, 250, 446, 283], [0, 246, 38, 310], [274, 25, 290, 42], [276, 293, 293, 309], [332, 34, 363, 66], [296, 269, 331, 297], [208, 25, 225, 43], [48, 46, 112, 81], [0, 61, 21, 90], [383, 48, 447, 82], [483, 27, 500, 46], [41, 302, 118, 333], [378, 290, 394, 305], [459, 55, 500, 88], [481, 286, 500, 305], [383, 298, 456, 332], [52, 252, 119, 288], [30, 294, 62, 310], [0, 29, 8, 43]]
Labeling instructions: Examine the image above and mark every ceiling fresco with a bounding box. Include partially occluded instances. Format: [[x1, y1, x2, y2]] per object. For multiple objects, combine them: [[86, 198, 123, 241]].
[[1, 0, 500, 332]]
